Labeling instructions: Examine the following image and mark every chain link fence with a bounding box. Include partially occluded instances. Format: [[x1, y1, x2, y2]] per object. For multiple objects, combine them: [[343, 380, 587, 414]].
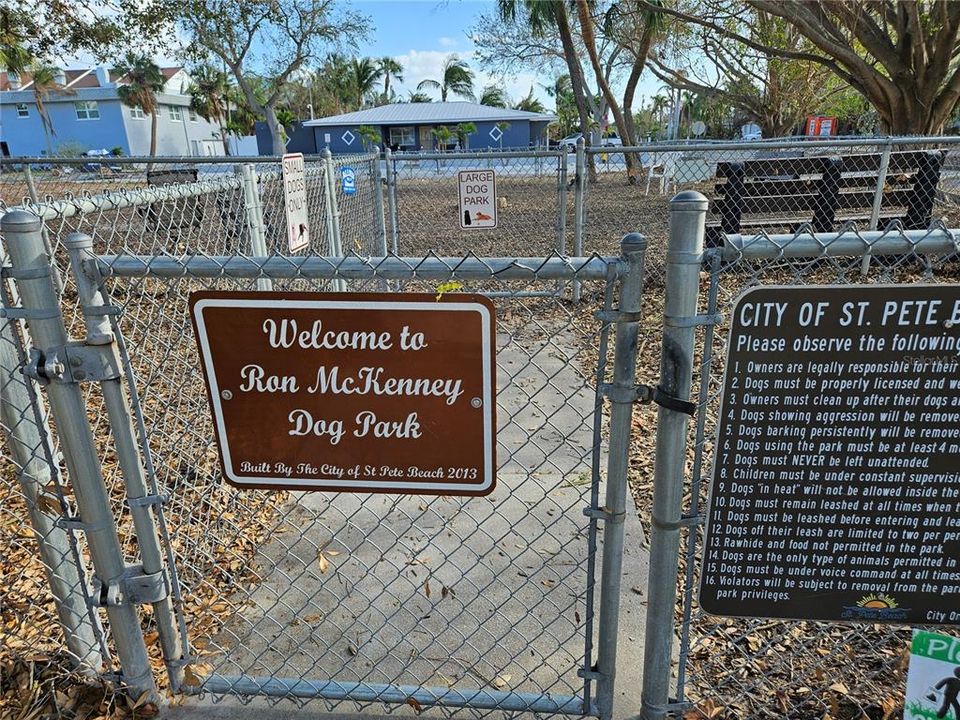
[[3, 137, 960, 720], [640, 220, 960, 720]]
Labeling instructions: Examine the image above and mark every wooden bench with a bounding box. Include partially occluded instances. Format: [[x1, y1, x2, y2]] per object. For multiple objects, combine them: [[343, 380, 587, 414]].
[[706, 150, 945, 246]]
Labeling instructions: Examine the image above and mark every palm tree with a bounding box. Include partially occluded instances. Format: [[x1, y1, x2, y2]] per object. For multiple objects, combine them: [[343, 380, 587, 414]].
[[407, 90, 432, 103], [28, 63, 73, 157], [349, 57, 382, 110], [514, 86, 545, 113], [114, 53, 165, 163], [479, 85, 508, 108], [455, 122, 476, 150], [378, 57, 403, 101], [188, 65, 230, 154], [417, 54, 474, 102]]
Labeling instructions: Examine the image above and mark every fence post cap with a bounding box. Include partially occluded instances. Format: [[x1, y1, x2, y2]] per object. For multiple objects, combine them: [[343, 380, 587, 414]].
[[0, 209, 42, 232], [670, 190, 709, 210], [63, 232, 94, 250], [621, 232, 647, 256]]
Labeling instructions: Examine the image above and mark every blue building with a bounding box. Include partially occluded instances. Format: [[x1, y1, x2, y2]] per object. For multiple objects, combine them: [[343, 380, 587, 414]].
[[0, 66, 225, 157], [260, 102, 556, 155]]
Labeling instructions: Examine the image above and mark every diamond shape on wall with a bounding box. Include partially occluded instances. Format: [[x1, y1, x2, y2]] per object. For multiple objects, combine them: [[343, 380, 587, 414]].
[[342, 130, 356, 145], [489, 127, 503, 141]]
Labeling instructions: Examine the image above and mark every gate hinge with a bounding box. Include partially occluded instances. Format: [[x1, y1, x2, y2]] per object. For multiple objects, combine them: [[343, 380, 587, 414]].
[[89, 565, 170, 607], [583, 506, 626, 524], [599, 383, 651, 404], [651, 513, 705, 531], [25, 343, 121, 384], [664, 312, 723, 328]]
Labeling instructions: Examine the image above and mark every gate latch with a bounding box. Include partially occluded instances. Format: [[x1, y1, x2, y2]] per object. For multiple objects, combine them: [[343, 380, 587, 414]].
[[90, 565, 169, 607], [599, 383, 697, 416]]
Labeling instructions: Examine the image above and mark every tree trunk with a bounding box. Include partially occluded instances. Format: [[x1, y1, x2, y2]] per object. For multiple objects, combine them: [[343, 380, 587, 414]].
[[554, 4, 596, 180], [264, 105, 286, 156], [148, 111, 158, 172], [622, 26, 656, 181], [221, 125, 230, 156], [575, 0, 636, 182]]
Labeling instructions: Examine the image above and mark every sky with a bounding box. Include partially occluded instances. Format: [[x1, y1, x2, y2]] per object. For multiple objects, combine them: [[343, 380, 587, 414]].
[[67, 0, 665, 114], [347, 0, 548, 106]]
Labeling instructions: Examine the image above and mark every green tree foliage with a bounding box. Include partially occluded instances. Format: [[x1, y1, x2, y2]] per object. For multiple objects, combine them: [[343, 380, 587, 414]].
[[514, 86, 545, 113], [114, 53, 165, 161], [349, 57, 382, 109], [378, 57, 403, 102], [417, 54, 475, 101], [479, 85, 509, 108], [455, 122, 477, 149], [188, 65, 232, 153]]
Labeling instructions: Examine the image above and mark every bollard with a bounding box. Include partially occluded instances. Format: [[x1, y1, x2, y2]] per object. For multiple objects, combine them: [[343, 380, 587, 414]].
[[1, 210, 157, 701], [640, 191, 708, 720]]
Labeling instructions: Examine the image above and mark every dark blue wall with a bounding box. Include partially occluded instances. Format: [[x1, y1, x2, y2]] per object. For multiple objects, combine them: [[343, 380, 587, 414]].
[[307, 119, 549, 154], [254, 121, 316, 155]]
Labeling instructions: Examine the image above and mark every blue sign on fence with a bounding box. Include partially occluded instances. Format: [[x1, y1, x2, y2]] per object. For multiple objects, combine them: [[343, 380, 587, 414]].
[[341, 166, 357, 195]]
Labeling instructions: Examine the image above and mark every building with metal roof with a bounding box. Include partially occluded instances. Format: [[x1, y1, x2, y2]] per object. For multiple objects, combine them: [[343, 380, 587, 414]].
[[263, 102, 557, 154]]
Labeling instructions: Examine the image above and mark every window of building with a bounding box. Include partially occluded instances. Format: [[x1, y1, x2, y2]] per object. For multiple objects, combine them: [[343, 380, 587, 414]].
[[16, 103, 29, 118], [130, 105, 145, 119], [75, 101, 100, 120], [168, 105, 183, 122], [389, 126, 414, 148], [189, 107, 198, 122]]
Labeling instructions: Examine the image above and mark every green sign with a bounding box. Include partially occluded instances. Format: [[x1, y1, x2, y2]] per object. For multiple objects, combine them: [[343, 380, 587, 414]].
[[906, 630, 960, 720]]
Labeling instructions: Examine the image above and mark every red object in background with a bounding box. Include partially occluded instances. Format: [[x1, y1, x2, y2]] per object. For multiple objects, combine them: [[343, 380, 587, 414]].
[[805, 116, 838, 136]]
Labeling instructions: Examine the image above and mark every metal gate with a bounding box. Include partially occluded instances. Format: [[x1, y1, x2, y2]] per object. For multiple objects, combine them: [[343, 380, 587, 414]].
[[636, 193, 960, 719], [0, 209, 648, 718]]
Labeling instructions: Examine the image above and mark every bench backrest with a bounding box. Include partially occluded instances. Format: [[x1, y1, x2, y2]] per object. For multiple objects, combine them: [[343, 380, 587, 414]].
[[711, 150, 945, 235]]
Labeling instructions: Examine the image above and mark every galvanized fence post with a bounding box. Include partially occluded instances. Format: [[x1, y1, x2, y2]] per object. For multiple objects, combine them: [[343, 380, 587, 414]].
[[240, 163, 272, 291], [384, 147, 400, 255], [640, 191, 708, 720], [0, 210, 157, 701], [370, 148, 388, 256], [63, 231, 186, 690], [573, 139, 587, 304], [862, 138, 894, 274], [0, 267, 103, 672], [321, 150, 346, 291], [322, 149, 344, 256], [22, 164, 64, 294], [596, 232, 647, 720]]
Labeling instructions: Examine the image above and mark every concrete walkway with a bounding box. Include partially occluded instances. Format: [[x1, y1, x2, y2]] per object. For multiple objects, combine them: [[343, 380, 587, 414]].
[[166, 320, 648, 719]]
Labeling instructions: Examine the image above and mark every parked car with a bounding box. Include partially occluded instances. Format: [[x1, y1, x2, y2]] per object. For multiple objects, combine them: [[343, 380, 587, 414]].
[[601, 134, 623, 147], [558, 133, 583, 152]]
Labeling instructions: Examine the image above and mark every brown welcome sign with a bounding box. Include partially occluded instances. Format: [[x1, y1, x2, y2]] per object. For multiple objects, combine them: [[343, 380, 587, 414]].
[[190, 291, 496, 495]]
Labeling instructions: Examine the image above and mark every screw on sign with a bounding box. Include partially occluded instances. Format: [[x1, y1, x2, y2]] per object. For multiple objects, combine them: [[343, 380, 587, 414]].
[[282, 153, 310, 253], [458, 170, 497, 229]]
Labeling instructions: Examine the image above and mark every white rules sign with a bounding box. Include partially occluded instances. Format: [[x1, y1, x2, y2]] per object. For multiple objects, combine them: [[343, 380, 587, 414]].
[[458, 170, 497, 229], [282, 153, 310, 252]]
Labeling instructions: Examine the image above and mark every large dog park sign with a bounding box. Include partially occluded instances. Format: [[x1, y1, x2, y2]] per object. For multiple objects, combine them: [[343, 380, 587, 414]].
[[701, 285, 960, 624], [190, 292, 496, 495]]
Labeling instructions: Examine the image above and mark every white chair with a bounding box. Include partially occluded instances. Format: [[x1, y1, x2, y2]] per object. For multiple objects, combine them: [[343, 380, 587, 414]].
[[644, 152, 676, 195]]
